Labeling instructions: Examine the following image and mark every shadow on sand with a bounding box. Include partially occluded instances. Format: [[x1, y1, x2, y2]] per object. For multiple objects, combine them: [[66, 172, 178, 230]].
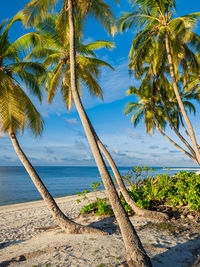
[[151, 234, 200, 267]]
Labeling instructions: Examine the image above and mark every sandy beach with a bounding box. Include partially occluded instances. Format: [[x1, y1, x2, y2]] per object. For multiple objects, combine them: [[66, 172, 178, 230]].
[[0, 190, 200, 267]]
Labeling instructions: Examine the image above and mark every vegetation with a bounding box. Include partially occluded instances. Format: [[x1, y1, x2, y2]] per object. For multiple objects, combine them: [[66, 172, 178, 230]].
[[0, 14, 45, 136], [79, 168, 200, 216], [23, 0, 153, 265], [1, 0, 200, 266], [0, 14, 105, 235], [119, 0, 200, 166], [19, 14, 115, 109]]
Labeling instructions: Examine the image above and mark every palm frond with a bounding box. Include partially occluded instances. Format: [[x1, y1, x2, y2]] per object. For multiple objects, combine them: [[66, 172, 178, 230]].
[[23, 0, 58, 27], [182, 100, 196, 114], [9, 62, 46, 78], [77, 56, 115, 72], [25, 47, 61, 61], [4, 11, 24, 35], [16, 70, 43, 102], [124, 102, 141, 115], [11, 32, 44, 52], [83, 40, 115, 51], [77, 0, 117, 36], [0, 75, 25, 133], [46, 62, 64, 103], [118, 9, 158, 32], [77, 64, 103, 99], [17, 85, 44, 136]]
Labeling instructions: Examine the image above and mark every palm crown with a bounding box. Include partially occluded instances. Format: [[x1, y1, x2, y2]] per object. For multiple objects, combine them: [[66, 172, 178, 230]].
[[23, 0, 118, 35], [0, 15, 45, 136], [125, 78, 197, 135], [119, 0, 200, 78], [18, 14, 115, 109]]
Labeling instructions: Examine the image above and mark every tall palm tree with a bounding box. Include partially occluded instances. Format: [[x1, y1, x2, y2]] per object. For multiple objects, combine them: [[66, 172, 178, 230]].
[[21, 6, 169, 223], [119, 0, 200, 164], [67, 2, 151, 266], [119, 14, 200, 165], [0, 16, 105, 235], [23, 1, 152, 266]]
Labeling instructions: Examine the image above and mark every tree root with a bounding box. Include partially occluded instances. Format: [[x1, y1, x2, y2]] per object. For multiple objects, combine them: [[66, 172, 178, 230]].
[[133, 205, 169, 221], [60, 221, 109, 235]]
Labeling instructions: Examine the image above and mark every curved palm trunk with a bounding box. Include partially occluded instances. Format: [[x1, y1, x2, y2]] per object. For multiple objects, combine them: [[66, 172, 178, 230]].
[[9, 132, 106, 235], [179, 114, 194, 142], [67, 0, 152, 266], [153, 122, 197, 163], [88, 119, 168, 221], [165, 34, 200, 165], [157, 84, 196, 157]]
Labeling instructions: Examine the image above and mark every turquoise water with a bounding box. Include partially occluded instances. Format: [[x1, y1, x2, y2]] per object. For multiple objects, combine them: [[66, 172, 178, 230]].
[[0, 166, 199, 206]]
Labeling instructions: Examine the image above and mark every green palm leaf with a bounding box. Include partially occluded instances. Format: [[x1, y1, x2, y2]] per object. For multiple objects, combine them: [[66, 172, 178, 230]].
[[46, 62, 64, 103]]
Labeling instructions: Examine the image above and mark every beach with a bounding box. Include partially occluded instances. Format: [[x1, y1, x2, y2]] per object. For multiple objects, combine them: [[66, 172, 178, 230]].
[[0, 190, 200, 267]]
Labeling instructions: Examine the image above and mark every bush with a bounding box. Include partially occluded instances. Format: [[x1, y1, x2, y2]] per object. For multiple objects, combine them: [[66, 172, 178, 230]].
[[166, 171, 200, 210], [78, 167, 200, 216], [80, 198, 114, 216]]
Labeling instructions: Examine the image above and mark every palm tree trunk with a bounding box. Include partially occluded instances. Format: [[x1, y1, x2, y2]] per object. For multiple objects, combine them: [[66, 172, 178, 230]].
[[179, 114, 193, 142], [153, 123, 197, 163], [9, 132, 106, 235], [88, 118, 168, 221], [165, 34, 200, 164], [157, 83, 196, 157], [67, 0, 152, 266]]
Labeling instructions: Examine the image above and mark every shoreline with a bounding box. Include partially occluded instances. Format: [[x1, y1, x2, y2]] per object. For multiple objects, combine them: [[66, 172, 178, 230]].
[[0, 193, 78, 210], [0, 189, 107, 213], [1, 168, 200, 208], [1, 187, 200, 266]]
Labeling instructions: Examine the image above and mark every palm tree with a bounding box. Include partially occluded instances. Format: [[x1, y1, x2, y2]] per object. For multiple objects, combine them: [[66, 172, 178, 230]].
[[68, 2, 152, 265], [119, 19, 200, 165], [119, 0, 200, 164], [23, 1, 152, 266], [0, 16, 105, 235], [125, 80, 199, 164], [22, 8, 169, 223]]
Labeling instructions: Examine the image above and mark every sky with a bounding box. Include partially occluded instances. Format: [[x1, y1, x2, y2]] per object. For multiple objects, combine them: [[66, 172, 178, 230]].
[[0, 0, 200, 167]]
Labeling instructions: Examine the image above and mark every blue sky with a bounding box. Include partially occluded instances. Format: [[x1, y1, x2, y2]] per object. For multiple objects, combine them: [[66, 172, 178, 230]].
[[1, 0, 200, 167]]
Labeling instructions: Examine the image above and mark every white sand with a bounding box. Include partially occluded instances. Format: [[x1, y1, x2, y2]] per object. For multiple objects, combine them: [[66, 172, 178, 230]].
[[0, 191, 200, 267]]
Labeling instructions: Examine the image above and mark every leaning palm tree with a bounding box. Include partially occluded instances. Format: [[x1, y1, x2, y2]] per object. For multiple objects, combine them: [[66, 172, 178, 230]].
[[21, 7, 169, 224], [119, 13, 200, 166], [0, 16, 105, 235], [124, 37, 200, 164], [67, 2, 151, 265], [119, 0, 200, 165], [23, 1, 152, 266], [125, 83, 199, 164]]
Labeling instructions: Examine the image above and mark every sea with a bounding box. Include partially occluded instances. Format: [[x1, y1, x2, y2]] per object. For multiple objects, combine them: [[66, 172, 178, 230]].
[[0, 166, 199, 206]]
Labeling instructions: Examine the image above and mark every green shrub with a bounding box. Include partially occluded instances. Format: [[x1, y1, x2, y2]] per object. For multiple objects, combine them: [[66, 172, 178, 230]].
[[166, 171, 200, 210], [78, 167, 200, 216], [122, 169, 200, 212], [80, 198, 114, 216]]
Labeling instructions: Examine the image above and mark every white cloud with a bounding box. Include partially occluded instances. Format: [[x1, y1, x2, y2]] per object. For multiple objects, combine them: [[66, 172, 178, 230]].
[[83, 36, 94, 44], [113, 146, 119, 154], [100, 59, 133, 102], [125, 128, 142, 139], [0, 131, 8, 138], [65, 118, 79, 124]]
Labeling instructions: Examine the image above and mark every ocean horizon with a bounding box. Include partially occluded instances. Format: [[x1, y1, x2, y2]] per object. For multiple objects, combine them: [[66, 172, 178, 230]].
[[0, 166, 199, 206]]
